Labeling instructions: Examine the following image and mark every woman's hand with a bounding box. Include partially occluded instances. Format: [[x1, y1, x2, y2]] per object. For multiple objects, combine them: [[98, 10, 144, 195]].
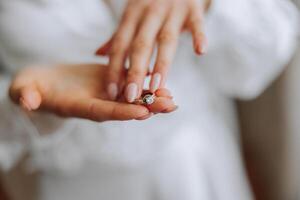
[[97, 0, 210, 102], [9, 64, 177, 122]]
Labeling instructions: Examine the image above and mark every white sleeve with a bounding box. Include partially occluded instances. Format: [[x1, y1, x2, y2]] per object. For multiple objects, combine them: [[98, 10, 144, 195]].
[[0, 75, 70, 171], [0, 75, 30, 170], [104, 0, 127, 20], [198, 0, 300, 99]]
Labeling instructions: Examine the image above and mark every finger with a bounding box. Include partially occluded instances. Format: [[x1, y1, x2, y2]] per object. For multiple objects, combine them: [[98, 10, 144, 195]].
[[19, 85, 42, 111], [161, 105, 178, 113], [147, 97, 175, 113], [106, 3, 145, 100], [124, 3, 170, 103], [58, 97, 150, 122], [149, 5, 187, 93], [10, 85, 42, 111], [188, 5, 207, 55], [155, 88, 173, 98], [136, 112, 154, 120], [95, 37, 113, 56], [9, 73, 42, 111]]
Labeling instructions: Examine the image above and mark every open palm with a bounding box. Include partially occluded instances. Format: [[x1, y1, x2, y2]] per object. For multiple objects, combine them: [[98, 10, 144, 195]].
[[9, 64, 176, 122]]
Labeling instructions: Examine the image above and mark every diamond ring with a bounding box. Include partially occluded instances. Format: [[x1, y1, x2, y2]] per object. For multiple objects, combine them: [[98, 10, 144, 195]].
[[134, 93, 156, 105]]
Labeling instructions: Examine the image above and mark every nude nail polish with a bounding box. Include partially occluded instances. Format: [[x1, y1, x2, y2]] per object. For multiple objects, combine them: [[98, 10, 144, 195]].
[[150, 73, 161, 92], [20, 97, 32, 111], [200, 38, 208, 54], [107, 83, 118, 100], [126, 83, 138, 103]]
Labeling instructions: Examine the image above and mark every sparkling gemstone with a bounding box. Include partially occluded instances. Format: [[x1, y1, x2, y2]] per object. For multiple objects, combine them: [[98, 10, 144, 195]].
[[143, 94, 155, 105]]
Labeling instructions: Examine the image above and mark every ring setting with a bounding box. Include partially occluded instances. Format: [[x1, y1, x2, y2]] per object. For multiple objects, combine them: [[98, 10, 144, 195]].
[[134, 93, 156, 105]]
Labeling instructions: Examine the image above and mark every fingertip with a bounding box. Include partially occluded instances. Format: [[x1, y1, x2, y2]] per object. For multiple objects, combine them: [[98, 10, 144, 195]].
[[127, 105, 150, 120], [194, 42, 202, 55], [95, 47, 109, 56], [135, 112, 154, 120], [148, 97, 175, 113], [201, 36, 208, 54], [155, 88, 172, 98], [95, 38, 113, 56], [194, 34, 207, 55], [161, 105, 178, 113]]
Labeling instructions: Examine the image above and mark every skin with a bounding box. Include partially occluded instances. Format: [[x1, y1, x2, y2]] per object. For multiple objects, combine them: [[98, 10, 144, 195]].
[[97, 0, 211, 102], [9, 64, 177, 122]]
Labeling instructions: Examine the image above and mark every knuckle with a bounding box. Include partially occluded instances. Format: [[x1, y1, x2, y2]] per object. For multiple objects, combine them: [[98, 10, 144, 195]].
[[156, 59, 170, 69], [127, 1, 139, 8], [112, 35, 127, 50], [110, 45, 122, 57], [108, 67, 121, 76], [122, 10, 132, 23], [107, 68, 122, 80], [189, 14, 203, 26], [127, 68, 144, 78], [146, 3, 161, 14], [87, 101, 99, 121], [132, 38, 151, 51], [158, 30, 177, 43], [125, 1, 145, 16]]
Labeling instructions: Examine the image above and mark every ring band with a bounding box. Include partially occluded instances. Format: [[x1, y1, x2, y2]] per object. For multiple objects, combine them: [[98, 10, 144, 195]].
[[134, 93, 156, 105]]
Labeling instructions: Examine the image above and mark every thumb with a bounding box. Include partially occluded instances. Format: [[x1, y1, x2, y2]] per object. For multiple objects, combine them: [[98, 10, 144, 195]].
[[19, 85, 42, 111], [9, 80, 42, 111]]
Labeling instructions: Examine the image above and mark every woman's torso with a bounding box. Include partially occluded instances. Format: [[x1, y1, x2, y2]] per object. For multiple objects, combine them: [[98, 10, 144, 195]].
[[0, 1, 251, 199]]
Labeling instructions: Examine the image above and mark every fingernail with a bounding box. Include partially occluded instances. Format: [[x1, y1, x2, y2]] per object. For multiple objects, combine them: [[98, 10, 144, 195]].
[[125, 83, 138, 103], [136, 113, 154, 120], [95, 48, 103, 55], [20, 97, 32, 111], [150, 73, 161, 92], [200, 38, 208, 54], [107, 83, 118, 100], [162, 105, 178, 113]]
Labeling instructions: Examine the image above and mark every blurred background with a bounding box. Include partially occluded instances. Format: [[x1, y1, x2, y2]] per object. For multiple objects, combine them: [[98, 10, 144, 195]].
[[238, 45, 300, 200]]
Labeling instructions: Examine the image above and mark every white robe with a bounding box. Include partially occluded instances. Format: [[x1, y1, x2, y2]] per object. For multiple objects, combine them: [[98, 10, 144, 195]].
[[0, 0, 298, 200]]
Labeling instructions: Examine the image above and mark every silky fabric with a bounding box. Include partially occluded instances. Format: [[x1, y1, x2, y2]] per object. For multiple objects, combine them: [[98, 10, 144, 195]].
[[0, 0, 299, 200]]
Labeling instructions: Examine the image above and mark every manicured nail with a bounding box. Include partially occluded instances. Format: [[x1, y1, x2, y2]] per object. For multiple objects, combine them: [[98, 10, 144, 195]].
[[136, 113, 154, 120], [195, 37, 208, 55], [95, 48, 103, 55], [200, 38, 208, 54], [20, 97, 32, 111], [150, 73, 161, 92], [107, 83, 118, 100], [28, 91, 41, 110], [125, 83, 138, 103]]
